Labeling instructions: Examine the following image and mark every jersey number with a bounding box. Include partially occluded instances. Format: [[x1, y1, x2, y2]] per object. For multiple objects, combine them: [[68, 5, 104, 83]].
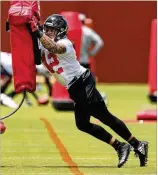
[[42, 53, 63, 74]]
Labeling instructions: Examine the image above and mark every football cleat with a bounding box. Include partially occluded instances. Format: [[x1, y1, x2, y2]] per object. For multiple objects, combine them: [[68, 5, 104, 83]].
[[134, 141, 149, 166], [116, 142, 131, 168], [0, 93, 18, 109]]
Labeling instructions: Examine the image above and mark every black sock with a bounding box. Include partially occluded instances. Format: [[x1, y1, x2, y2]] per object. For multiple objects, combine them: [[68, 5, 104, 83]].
[[7, 91, 16, 98], [111, 139, 122, 150], [128, 137, 140, 149], [1, 79, 11, 93]]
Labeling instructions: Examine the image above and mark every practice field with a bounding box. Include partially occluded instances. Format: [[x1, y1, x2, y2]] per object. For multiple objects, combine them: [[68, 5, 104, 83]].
[[0, 84, 157, 175]]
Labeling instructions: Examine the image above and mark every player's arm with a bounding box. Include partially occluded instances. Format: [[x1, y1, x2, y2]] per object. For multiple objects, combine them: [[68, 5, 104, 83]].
[[28, 17, 66, 54], [89, 29, 104, 56], [39, 34, 66, 54]]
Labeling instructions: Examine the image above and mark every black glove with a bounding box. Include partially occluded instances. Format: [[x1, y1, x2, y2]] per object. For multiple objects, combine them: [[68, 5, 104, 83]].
[[26, 17, 42, 65]]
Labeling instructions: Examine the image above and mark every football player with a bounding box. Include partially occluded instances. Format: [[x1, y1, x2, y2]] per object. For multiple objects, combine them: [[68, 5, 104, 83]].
[[0, 52, 18, 108], [78, 13, 104, 69], [28, 14, 148, 168]]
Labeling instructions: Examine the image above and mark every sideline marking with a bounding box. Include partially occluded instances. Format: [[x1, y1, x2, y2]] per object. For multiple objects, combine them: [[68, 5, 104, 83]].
[[40, 118, 84, 175]]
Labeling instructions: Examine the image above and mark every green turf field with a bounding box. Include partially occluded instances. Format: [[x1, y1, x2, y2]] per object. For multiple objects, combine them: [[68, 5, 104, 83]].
[[0, 84, 157, 175]]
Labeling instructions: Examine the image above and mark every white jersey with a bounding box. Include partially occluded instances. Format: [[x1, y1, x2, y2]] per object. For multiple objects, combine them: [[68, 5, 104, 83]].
[[40, 38, 86, 88], [0, 51, 13, 75], [80, 25, 104, 64]]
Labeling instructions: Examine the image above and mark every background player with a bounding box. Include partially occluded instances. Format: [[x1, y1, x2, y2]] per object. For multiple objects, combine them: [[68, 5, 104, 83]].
[[78, 13, 104, 69], [0, 51, 50, 107]]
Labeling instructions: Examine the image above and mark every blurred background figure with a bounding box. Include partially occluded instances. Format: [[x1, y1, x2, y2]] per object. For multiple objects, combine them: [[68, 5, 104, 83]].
[[0, 51, 50, 107], [78, 13, 104, 69], [0, 51, 18, 108], [36, 64, 53, 103], [78, 13, 107, 104]]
